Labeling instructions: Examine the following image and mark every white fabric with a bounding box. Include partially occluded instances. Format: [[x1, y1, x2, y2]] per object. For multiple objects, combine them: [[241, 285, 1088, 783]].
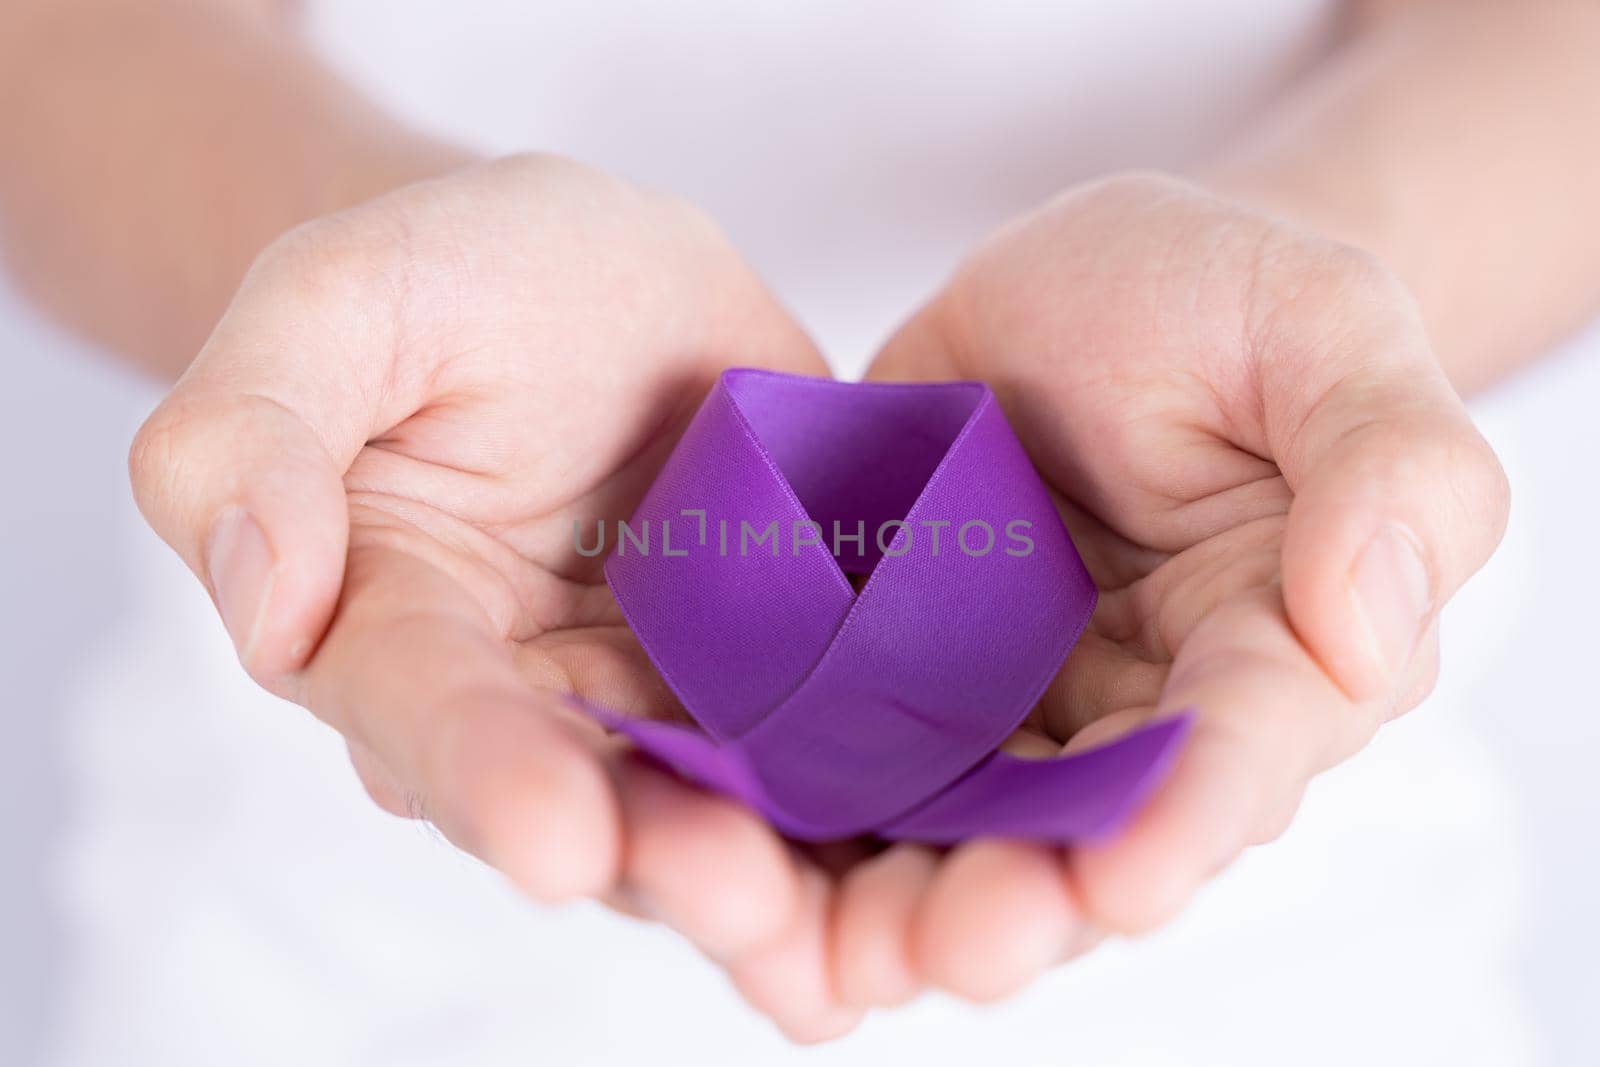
[[37, 3, 1558, 1064]]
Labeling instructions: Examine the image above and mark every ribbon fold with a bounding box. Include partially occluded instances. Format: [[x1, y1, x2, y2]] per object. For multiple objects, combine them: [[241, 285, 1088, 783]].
[[585, 369, 1189, 843]]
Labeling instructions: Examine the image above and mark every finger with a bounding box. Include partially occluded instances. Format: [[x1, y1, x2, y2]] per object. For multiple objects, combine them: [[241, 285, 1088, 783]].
[[303, 540, 621, 902], [130, 391, 352, 684], [129, 222, 420, 683], [911, 840, 1080, 1002], [830, 844, 936, 1008], [1262, 260, 1510, 700], [614, 757, 800, 962], [727, 867, 864, 1044], [1067, 583, 1436, 934]]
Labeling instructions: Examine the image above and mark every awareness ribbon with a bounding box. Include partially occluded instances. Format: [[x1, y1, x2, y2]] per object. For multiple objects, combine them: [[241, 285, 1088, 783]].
[[585, 369, 1190, 843]]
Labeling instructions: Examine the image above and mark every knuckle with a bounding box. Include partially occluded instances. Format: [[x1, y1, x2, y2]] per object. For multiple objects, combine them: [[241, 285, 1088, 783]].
[[1276, 236, 1406, 309], [127, 408, 175, 498], [489, 150, 603, 192], [1312, 243, 1407, 304], [1253, 238, 1425, 363], [253, 216, 381, 302], [1403, 419, 1511, 543], [249, 195, 424, 323], [1472, 439, 1513, 532], [127, 400, 207, 523]]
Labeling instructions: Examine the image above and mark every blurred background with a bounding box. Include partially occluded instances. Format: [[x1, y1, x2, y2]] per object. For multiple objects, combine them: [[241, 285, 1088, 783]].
[[3, 2, 1598, 1065]]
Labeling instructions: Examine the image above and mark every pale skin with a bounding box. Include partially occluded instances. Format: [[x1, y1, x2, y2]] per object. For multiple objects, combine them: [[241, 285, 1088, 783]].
[[5, 0, 1600, 1045]]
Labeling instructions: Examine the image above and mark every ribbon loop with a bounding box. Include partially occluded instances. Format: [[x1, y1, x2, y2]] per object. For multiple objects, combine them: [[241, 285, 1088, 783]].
[[591, 369, 1190, 843]]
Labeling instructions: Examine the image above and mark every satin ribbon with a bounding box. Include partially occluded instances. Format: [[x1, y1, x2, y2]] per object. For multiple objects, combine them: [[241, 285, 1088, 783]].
[[584, 369, 1190, 843]]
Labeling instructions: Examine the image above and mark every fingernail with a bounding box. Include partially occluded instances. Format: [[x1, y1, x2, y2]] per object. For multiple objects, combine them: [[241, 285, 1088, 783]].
[[207, 506, 275, 664], [1351, 522, 1431, 680]]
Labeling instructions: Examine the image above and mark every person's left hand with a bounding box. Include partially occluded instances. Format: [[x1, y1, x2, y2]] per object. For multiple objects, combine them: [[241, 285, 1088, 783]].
[[696, 172, 1509, 1038]]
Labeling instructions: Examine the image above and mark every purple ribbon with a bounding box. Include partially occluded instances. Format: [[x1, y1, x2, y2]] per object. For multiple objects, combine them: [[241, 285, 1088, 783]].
[[584, 369, 1190, 843]]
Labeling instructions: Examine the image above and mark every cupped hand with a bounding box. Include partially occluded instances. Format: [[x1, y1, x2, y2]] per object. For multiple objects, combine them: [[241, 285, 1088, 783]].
[[130, 155, 851, 1016], [133, 163, 1512, 1044], [722, 173, 1510, 1033]]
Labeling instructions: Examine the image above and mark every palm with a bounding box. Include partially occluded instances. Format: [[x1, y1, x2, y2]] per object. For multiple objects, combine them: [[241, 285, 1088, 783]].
[[340, 357, 710, 726], [1022, 486, 1284, 756]]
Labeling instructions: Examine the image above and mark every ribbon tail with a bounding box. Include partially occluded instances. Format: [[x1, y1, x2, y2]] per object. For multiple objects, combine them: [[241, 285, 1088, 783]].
[[577, 702, 854, 840], [876, 712, 1195, 845], [582, 700, 1193, 845]]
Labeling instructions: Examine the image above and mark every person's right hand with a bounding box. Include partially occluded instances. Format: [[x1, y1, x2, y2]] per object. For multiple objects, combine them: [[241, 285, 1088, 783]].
[[130, 157, 851, 1025]]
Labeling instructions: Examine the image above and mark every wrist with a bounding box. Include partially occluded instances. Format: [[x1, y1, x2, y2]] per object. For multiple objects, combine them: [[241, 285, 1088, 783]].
[[1190, 1, 1600, 394]]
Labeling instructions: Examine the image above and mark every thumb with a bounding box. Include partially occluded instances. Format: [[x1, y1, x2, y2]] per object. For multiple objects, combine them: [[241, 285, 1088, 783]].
[[131, 391, 350, 683], [1271, 270, 1511, 703], [129, 233, 396, 684]]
